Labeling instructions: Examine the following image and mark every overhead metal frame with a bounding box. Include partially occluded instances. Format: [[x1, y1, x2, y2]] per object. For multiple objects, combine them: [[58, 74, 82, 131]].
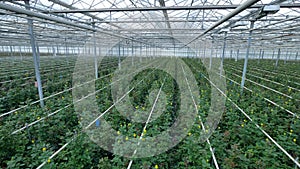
[[0, 0, 299, 53]]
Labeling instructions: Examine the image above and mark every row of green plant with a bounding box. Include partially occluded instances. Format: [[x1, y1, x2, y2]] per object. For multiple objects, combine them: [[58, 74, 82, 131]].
[[0, 56, 299, 168]]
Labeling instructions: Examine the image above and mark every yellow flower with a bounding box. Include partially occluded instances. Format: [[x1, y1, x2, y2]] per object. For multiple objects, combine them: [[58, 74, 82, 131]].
[[133, 133, 137, 137], [206, 159, 209, 162], [62, 96, 64, 99], [290, 129, 293, 133], [14, 111, 18, 115], [266, 138, 269, 142], [155, 164, 159, 169], [47, 159, 51, 163], [31, 139, 35, 144], [293, 138, 296, 143], [143, 129, 147, 134], [128, 123, 131, 127], [42, 147, 46, 152], [142, 107, 145, 110], [284, 132, 286, 136], [135, 106, 139, 109], [198, 125, 201, 129], [125, 136, 129, 141], [37, 116, 40, 120], [188, 132, 192, 136], [288, 88, 291, 92], [243, 119, 247, 123], [96, 96, 99, 99], [241, 124, 244, 128], [117, 131, 120, 135], [260, 123, 264, 127]]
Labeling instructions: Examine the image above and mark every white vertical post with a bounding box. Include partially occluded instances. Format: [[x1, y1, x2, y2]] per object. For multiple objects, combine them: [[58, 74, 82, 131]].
[[25, 0, 44, 107], [118, 42, 121, 70], [236, 49, 239, 61], [220, 31, 227, 76], [275, 48, 280, 67], [284, 49, 288, 64], [209, 43, 213, 70], [131, 41, 134, 66], [241, 20, 255, 94], [93, 23, 98, 79]]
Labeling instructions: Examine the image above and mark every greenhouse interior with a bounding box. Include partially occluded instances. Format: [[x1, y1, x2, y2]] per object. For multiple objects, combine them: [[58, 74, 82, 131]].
[[0, 0, 299, 168]]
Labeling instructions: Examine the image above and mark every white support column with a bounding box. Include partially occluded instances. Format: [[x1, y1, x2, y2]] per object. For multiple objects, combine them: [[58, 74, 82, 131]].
[[93, 23, 98, 79], [209, 44, 213, 70], [25, 0, 44, 107], [284, 49, 288, 64], [275, 48, 280, 67], [220, 31, 227, 76], [118, 42, 121, 70], [241, 20, 255, 94]]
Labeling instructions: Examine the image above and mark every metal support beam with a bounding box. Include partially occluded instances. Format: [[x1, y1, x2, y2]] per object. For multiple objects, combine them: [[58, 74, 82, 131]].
[[203, 43, 206, 58], [186, 0, 260, 46], [48, 4, 300, 13], [236, 49, 239, 61], [241, 20, 255, 94], [24, 0, 44, 107], [275, 48, 280, 67], [131, 41, 134, 66], [284, 49, 288, 64], [93, 23, 98, 79], [258, 49, 262, 63], [9, 45, 13, 57], [118, 42, 121, 70], [140, 43, 142, 62], [220, 31, 227, 76], [209, 44, 213, 70]]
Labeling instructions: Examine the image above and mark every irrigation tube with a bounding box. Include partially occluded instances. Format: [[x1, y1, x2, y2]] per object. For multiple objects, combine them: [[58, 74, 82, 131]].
[[36, 60, 163, 169], [188, 62, 300, 168], [190, 61, 298, 119], [0, 59, 128, 118], [227, 63, 300, 87], [181, 63, 220, 169], [227, 66, 298, 95], [127, 77, 166, 169], [219, 69, 299, 119], [226, 64, 300, 92], [11, 59, 159, 134]]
